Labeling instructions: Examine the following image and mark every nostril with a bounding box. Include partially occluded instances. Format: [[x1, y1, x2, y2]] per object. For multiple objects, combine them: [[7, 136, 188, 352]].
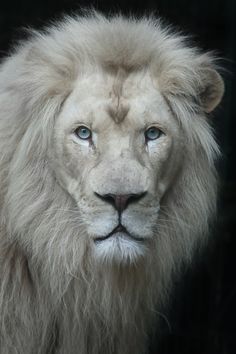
[[128, 192, 147, 205], [94, 191, 147, 213], [94, 192, 115, 208]]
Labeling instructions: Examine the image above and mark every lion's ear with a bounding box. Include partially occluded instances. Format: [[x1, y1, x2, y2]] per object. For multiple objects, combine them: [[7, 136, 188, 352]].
[[198, 68, 224, 113]]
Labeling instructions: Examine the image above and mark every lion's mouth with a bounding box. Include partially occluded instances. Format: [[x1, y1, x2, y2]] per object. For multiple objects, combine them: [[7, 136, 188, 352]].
[[94, 224, 145, 243]]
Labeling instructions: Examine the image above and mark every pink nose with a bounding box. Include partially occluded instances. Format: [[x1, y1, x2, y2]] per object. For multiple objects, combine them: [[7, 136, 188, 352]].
[[94, 192, 147, 213], [112, 194, 132, 212]]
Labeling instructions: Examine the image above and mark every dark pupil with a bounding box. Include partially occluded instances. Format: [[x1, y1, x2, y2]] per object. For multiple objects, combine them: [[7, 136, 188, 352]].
[[147, 128, 159, 139], [79, 127, 90, 138]]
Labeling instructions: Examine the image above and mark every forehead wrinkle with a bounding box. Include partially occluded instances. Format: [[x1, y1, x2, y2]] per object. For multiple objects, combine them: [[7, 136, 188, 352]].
[[107, 102, 130, 124], [107, 67, 130, 123], [112, 67, 126, 98]]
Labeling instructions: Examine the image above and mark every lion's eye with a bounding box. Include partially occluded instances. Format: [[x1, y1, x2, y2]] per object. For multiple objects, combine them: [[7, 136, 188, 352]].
[[74, 126, 92, 140], [145, 127, 162, 141]]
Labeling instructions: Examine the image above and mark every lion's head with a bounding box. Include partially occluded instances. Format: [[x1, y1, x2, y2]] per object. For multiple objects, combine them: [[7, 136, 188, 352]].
[[52, 68, 185, 264], [0, 12, 224, 354]]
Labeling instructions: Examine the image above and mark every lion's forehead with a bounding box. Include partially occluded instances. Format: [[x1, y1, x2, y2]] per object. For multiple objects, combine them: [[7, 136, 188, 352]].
[[58, 70, 177, 132], [69, 70, 156, 98]]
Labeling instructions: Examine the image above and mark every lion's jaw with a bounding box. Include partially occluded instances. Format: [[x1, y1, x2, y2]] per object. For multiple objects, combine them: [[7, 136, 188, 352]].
[[52, 70, 182, 264]]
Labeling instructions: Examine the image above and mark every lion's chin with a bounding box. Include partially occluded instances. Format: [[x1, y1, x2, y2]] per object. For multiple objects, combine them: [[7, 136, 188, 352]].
[[93, 232, 148, 265]]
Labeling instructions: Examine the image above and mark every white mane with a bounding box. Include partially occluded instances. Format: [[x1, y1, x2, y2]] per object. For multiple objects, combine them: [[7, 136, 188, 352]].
[[0, 11, 223, 354]]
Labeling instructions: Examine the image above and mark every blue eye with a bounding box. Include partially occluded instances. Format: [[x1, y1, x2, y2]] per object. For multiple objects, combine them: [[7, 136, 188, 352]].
[[145, 127, 162, 141], [75, 126, 92, 140]]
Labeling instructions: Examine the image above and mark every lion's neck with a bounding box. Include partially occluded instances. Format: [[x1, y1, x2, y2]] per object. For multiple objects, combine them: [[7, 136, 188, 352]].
[[46, 260, 158, 353], [0, 239, 161, 354]]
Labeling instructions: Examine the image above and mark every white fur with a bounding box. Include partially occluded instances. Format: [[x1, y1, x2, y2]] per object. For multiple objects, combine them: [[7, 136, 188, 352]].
[[0, 11, 223, 354]]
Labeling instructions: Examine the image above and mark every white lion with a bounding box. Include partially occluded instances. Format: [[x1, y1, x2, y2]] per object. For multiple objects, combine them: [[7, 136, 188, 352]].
[[0, 11, 224, 354]]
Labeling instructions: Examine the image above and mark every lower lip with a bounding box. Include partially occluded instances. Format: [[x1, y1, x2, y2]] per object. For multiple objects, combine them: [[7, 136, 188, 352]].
[[94, 231, 145, 243]]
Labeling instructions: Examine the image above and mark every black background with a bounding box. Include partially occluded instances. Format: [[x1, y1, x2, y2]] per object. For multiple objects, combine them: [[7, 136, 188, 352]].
[[0, 1, 235, 353]]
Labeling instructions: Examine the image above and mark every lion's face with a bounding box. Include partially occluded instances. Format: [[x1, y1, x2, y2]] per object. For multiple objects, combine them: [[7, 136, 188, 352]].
[[52, 70, 183, 263]]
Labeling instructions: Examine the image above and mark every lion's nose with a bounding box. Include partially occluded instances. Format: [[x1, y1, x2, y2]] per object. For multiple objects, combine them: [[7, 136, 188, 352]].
[[95, 192, 147, 213]]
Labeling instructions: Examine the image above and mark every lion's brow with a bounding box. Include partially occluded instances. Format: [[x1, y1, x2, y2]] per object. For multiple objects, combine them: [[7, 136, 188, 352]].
[[107, 103, 130, 124]]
